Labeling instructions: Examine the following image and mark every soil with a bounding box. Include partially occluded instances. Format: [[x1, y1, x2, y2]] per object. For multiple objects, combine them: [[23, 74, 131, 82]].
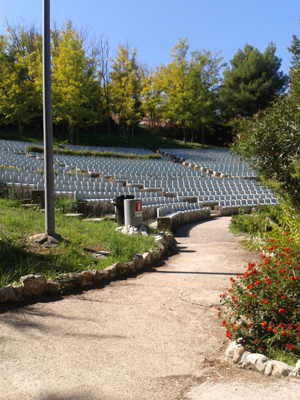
[[1, 216, 300, 400]]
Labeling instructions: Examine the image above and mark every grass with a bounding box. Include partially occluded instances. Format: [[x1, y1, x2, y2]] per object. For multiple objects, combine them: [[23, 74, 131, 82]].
[[0, 127, 218, 152], [0, 198, 158, 288], [265, 347, 299, 367], [25, 144, 162, 159], [228, 206, 279, 250]]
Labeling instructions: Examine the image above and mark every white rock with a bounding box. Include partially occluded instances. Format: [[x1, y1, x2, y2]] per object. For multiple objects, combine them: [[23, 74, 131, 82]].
[[20, 274, 47, 296], [128, 226, 139, 235], [233, 346, 246, 364], [121, 226, 129, 234], [291, 359, 300, 377], [132, 255, 144, 270], [155, 234, 165, 243], [242, 353, 270, 373], [142, 252, 152, 265], [226, 341, 241, 360], [0, 285, 18, 303], [265, 360, 294, 378]]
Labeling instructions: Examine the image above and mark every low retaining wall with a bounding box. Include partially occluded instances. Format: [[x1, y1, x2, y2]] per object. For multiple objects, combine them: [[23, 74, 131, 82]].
[[226, 341, 300, 379], [214, 205, 255, 216], [0, 233, 174, 307], [157, 208, 211, 231]]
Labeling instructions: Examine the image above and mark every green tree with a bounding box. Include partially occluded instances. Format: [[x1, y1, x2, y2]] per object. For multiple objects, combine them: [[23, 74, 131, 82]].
[[109, 44, 142, 145], [140, 67, 164, 130], [91, 34, 111, 133], [188, 49, 223, 146], [158, 39, 223, 146], [220, 43, 288, 120], [0, 23, 42, 139], [51, 21, 97, 144], [287, 34, 300, 78], [159, 38, 191, 144]]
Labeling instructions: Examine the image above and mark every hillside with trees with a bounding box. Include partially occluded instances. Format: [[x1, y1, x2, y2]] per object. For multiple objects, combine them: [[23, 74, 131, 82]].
[[0, 20, 290, 147]]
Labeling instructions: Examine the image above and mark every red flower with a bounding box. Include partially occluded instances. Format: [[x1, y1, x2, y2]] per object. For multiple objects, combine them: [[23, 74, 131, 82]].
[[253, 338, 258, 344], [267, 326, 272, 331], [281, 331, 286, 336], [254, 281, 260, 285], [278, 308, 285, 313], [246, 284, 253, 289], [247, 323, 252, 328]]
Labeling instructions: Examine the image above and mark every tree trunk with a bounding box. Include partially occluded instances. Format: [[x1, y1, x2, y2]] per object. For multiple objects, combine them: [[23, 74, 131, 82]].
[[183, 126, 186, 145], [202, 125, 205, 149], [131, 124, 134, 147], [34, 118, 38, 132], [18, 121, 23, 141], [125, 124, 129, 147], [107, 115, 111, 134], [191, 130, 194, 143], [76, 125, 79, 145], [69, 123, 74, 145]]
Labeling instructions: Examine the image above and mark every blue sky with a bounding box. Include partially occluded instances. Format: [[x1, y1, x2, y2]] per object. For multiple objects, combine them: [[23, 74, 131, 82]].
[[1, 0, 299, 75]]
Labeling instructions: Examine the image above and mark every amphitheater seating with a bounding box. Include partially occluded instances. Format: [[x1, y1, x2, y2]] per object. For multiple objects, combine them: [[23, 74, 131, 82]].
[[0, 140, 279, 219]]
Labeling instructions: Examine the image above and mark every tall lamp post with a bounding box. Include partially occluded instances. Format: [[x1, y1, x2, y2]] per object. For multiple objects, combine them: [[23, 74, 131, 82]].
[[43, 0, 55, 236]]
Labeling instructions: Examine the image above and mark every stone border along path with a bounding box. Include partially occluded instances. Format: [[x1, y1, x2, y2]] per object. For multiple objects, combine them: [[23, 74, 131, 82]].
[[0, 230, 173, 305], [1, 216, 300, 400]]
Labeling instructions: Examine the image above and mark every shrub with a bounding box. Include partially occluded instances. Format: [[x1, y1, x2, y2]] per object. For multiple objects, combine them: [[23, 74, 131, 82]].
[[55, 198, 79, 214], [218, 232, 300, 361], [231, 68, 300, 211]]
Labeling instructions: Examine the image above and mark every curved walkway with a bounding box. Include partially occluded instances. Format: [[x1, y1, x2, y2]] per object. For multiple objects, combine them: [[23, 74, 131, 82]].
[[1, 217, 300, 399]]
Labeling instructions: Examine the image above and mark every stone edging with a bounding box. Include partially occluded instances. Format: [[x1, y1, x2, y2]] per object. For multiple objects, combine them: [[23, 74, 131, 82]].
[[0, 233, 174, 306], [226, 340, 300, 379]]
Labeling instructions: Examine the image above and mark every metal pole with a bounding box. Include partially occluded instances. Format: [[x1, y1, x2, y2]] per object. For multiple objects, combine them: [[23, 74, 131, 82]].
[[43, 0, 55, 235]]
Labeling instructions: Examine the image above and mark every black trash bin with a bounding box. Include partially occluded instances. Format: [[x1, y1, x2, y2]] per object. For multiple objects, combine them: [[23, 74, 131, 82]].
[[112, 195, 134, 224]]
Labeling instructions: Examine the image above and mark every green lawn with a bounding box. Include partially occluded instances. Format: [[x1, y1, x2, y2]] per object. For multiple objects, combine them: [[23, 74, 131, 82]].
[[0, 198, 158, 288]]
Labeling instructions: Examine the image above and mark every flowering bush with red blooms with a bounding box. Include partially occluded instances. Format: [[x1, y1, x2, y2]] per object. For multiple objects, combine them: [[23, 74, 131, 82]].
[[218, 233, 300, 357]]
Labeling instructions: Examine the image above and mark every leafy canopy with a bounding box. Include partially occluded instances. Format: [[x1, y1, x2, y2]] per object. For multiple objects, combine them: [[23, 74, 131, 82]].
[[220, 43, 288, 120]]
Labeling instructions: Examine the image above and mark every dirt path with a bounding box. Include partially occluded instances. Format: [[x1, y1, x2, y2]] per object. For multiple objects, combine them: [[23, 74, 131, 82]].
[[1, 217, 300, 399]]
